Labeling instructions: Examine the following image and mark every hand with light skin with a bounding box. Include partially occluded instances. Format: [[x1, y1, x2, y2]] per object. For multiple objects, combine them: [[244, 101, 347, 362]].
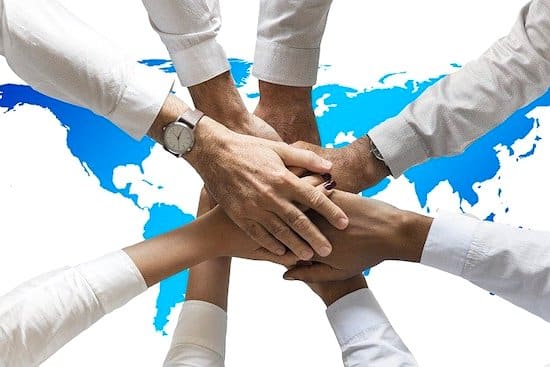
[[281, 191, 433, 283], [146, 75, 349, 261]]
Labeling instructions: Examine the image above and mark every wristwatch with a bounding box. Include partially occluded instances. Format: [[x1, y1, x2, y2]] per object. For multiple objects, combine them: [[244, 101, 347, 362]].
[[162, 109, 205, 157], [368, 135, 389, 168]]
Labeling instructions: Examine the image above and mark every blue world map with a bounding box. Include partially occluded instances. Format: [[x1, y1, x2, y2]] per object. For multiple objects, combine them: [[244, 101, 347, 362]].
[[0, 59, 545, 334]]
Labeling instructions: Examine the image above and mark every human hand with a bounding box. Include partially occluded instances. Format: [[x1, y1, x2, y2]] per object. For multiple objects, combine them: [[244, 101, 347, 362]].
[[282, 191, 433, 282], [291, 137, 391, 193], [187, 120, 349, 261], [200, 177, 336, 265]]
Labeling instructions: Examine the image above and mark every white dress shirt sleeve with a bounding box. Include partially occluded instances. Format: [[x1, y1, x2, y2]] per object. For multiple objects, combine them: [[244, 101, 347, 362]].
[[422, 211, 550, 321], [326, 288, 418, 367], [0, 0, 174, 140], [142, 0, 230, 87], [369, 0, 550, 177], [163, 300, 227, 367], [0, 251, 147, 367], [253, 0, 333, 87]]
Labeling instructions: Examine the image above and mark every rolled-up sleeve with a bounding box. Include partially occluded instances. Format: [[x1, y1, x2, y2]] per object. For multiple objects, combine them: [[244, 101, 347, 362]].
[[0, 251, 147, 367], [253, 0, 333, 87], [326, 288, 418, 366], [369, 0, 550, 177], [0, 0, 174, 140], [142, 0, 230, 87], [163, 300, 227, 367], [422, 211, 550, 322]]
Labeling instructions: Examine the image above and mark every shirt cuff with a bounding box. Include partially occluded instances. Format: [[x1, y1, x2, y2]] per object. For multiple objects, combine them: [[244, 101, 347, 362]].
[[252, 39, 320, 87], [170, 300, 227, 357], [167, 38, 230, 87], [75, 250, 147, 314], [106, 62, 174, 141], [420, 211, 480, 276], [326, 288, 390, 347], [368, 114, 429, 177]]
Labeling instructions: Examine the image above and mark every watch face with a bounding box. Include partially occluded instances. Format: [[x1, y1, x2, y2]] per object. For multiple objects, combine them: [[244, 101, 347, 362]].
[[163, 122, 194, 155]]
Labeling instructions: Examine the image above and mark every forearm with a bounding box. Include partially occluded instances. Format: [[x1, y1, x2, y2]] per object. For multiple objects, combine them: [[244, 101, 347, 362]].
[[186, 258, 231, 311], [256, 81, 320, 144], [188, 72, 249, 130], [369, 0, 550, 177], [1, 0, 174, 141], [123, 210, 227, 287]]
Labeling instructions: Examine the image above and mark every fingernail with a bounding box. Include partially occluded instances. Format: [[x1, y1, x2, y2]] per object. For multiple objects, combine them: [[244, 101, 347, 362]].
[[337, 217, 349, 229], [321, 173, 332, 181], [300, 250, 314, 261], [318, 245, 332, 257], [324, 180, 337, 190]]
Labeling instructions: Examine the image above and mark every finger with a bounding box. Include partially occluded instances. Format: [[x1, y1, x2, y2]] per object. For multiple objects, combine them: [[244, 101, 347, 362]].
[[263, 215, 314, 261], [283, 263, 350, 282], [291, 176, 349, 230], [278, 202, 333, 258], [288, 167, 309, 177], [276, 144, 332, 173], [243, 220, 287, 256], [290, 141, 319, 152], [247, 248, 299, 267], [295, 179, 335, 212]]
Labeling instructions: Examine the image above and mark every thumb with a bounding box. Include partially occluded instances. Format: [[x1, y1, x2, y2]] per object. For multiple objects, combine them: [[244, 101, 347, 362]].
[[276, 144, 333, 173], [283, 263, 348, 283]]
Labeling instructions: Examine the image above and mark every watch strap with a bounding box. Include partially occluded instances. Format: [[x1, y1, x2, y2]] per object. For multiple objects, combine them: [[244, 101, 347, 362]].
[[179, 108, 205, 129], [368, 135, 388, 166]]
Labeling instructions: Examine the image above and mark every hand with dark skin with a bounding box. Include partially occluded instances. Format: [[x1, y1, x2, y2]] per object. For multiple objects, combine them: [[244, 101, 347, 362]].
[[254, 81, 376, 307], [282, 190, 433, 283]]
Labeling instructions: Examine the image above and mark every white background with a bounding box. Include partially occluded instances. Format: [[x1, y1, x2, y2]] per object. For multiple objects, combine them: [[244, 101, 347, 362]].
[[1, 0, 550, 366]]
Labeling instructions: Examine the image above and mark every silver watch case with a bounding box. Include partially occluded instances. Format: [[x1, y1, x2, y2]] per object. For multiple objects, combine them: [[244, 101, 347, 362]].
[[162, 109, 205, 157]]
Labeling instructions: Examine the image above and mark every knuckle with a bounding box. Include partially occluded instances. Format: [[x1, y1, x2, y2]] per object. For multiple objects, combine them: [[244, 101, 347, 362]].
[[308, 189, 325, 208], [271, 170, 288, 186], [272, 224, 291, 238], [291, 214, 310, 232], [245, 223, 263, 239], [258, 185, 275, 198]]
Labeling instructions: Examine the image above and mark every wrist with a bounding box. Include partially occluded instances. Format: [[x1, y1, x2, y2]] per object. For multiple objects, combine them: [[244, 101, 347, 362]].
[[183, 116, 233, 170], [316, 276, 368, 307], [393, 210, 433, 263], [256, 80, 318, 144], [189, 71, 250, 131], [190, 207, 236, 259], [147, 94, 191, 143], [258, 80, 312, 106], [350, 136, 391, 189]]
